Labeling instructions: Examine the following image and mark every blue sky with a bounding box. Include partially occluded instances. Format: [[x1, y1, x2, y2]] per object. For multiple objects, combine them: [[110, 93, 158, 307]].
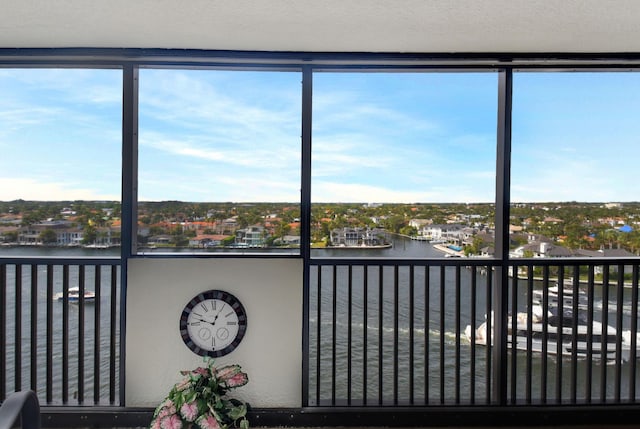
[[0, 68, 638, 203]]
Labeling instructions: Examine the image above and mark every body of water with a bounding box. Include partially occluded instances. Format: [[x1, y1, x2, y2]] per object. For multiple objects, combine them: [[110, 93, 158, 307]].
[[1, 246, 120, 405], [308, 235, 640, 405], [2, 239, 639, 405]]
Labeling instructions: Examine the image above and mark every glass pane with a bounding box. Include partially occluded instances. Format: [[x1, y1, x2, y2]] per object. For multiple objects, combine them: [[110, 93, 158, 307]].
[[311, 72, 498, 258], [138, 69, 301, 254], [512, 72, 640, 258], [0, 68, 122, 255]]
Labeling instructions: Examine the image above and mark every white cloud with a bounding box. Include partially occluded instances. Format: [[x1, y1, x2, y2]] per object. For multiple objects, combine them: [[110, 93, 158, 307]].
[[0, 178, 119, 201], [313, 181, 439, 204]]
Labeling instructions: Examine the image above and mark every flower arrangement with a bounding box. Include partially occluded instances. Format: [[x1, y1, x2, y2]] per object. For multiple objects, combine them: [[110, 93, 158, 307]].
[[150, 357, 249, 429]]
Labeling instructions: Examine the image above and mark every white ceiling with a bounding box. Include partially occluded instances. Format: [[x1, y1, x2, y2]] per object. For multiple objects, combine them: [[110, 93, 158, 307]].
[[2, 0, 640, 53]]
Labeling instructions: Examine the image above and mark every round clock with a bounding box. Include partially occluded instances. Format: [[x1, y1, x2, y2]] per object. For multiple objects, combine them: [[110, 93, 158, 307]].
[[179, 290, 247, 357]]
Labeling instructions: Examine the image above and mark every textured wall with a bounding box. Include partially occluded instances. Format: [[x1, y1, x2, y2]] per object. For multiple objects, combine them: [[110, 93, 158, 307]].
[[2, 0, 640, 52], [126, 258, 303, 407]]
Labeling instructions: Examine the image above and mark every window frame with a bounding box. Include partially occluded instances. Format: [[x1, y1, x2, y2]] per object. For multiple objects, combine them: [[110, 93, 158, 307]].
[[0, 50, 639, 263]]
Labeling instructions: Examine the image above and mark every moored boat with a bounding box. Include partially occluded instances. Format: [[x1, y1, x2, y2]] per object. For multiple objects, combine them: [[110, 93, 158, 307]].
[[465, 306, 640, 362], [54, 287, 96, 302], [532, 284, 589, 310]]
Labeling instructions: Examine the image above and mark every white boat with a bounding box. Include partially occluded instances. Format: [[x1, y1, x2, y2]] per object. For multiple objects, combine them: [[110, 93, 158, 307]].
[[532, 284, 589, 310], [54, 287, 96, 303], [465, 306, 640, 362]]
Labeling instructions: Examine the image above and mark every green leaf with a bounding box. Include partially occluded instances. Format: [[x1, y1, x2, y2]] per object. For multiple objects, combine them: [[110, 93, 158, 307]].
[[227, 403, 247, 421]]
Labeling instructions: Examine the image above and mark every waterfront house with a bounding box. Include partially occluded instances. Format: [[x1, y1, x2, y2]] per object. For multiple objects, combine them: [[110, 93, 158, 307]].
[[420, 223, 464, 243], [330, 227, 387, 247], [189, 234, 230, 248], [235, 225, 266, 247]]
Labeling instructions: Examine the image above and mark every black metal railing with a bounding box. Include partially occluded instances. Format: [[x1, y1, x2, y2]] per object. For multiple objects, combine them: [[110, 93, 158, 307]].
[[306, 258, 640, 406], [0, 257, 120, 406], [2, 254, 639, 411]]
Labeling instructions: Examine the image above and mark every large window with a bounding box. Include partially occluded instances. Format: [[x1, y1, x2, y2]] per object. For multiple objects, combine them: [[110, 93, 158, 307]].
[[511, 72, 640, 258], [0, 68, 122, 254], [137, 69, 302, 254], [1, 64, 639, 261], [310, 72, 498, 258]]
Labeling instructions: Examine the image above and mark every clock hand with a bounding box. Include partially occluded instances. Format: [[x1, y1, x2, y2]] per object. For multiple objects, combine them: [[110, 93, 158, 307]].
[[192, 316, 216, 326], [211, 304, 227, 326]]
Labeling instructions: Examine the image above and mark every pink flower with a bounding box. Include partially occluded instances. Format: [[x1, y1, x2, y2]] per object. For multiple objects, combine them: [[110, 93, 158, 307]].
[[157, 401, 177, 419], [224, 372, 248, 388], [151, 417, 162, 429], [175, 378, 192, 391], [192, 367, 209, 377], [180, 401, 199, 422], [196, 414, 220, 429], [160, 398, 175, 411], [215, 364, 240, 382], [160, 414, 183, 429]]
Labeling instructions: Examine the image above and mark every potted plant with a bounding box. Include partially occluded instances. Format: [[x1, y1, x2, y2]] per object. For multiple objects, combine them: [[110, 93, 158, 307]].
[[150, 357, 249, 429]]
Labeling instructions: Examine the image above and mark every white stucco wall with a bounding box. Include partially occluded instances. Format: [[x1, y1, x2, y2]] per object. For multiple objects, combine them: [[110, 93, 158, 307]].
[[125, 258, 303, 408]]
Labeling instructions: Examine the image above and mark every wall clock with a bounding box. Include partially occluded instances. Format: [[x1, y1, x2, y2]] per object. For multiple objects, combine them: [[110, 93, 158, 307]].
[[179, 290, 248, 357]]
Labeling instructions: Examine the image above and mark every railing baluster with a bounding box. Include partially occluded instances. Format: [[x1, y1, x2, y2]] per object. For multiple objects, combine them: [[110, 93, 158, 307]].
[[331, 265, 337, 405], [424, 264, 430, 405], [541, 265, 548, 404], [455, 265, 461, 404], [30, 265, 37, 393], [586, 265, 595, 403], [601, 265, 610, 402], [470, 265, 476, 405], [46, 265, 53, 404], [347, 264, 352, 405], [377, 266, 383, 406], [485, 265, 492, 404], [62, 265, 69, 404], [393, 265, 399, 405], [110, 265, 118, 405], [315, 266, 321, 405], [94, 265, 101, 404], [526, 264, 533, 404], [509, 267, 517, 404], [0, 264, 5, 401], [630, 264, 639, 401], [362, 265, 368, 405], [78, 265, 85, 404], [570, 265, 579, 404], [409, 264, 415, 405], [615, 263, 624, 402], [556, 266, 563, 403], [14, 264, 22, 393], [439, 265, 445, 404]]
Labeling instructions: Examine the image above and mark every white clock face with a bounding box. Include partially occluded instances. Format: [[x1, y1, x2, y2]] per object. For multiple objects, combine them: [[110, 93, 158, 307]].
[[180, 290, 248, 357], [186, 298, 240, 352]]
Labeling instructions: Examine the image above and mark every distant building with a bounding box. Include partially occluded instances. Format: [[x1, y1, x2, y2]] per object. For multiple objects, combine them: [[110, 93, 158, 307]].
[[419, 224, 464, 244], [330, 227, 387, 247], [189, 234, 230, 248], [408, 219, 432, 231], [18, 220, 74, 245], [236, 225, 267, 247]]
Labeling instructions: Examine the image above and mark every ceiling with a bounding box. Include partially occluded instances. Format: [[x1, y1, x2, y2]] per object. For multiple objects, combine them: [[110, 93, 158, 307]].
[[2, 0, 640, 54]]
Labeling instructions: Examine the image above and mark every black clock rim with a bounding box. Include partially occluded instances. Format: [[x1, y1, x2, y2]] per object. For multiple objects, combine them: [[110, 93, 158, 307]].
[[179, 289, 247, 357]]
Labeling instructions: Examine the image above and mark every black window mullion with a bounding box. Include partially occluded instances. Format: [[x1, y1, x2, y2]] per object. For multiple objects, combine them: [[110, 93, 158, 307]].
[[493, 68, 513, 405], [301, 64, 313, 407], [119, 64, 138, 406]]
